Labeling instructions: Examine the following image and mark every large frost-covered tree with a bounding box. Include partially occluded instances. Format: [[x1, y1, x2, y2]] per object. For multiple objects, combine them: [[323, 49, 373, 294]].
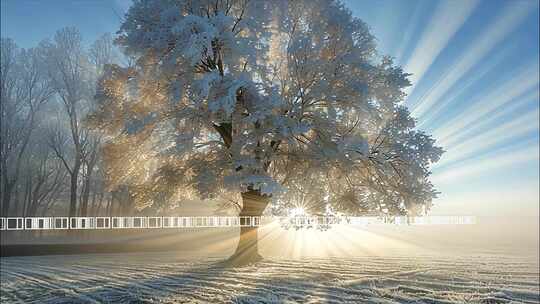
[[90, 0, 443, 265]]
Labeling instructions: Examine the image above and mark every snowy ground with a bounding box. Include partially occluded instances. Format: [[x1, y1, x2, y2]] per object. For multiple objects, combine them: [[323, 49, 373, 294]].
[[1, 218, 539, 303], [1, 251, 538, 304]]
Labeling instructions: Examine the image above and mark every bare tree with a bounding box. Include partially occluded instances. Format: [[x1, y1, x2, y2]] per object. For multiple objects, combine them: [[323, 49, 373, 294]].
[[1, 30, 122, 218], [22, 136, 67, 216], [79, 136, 99, 216], [78, 33, 117, 216], [44, 28, 92, 217], [89, 33, 117, 74], [0, 39, 54, 215]]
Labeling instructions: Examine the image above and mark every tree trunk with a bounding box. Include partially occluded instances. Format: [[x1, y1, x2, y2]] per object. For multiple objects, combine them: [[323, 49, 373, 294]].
[[12, 186, 20, 216], [90, 184, 98, 215], [1, 183, 13, 216], [80, 178, 90, 216], [106, 195, 112, 216], [69, 168, 79, 217], [227, 190, 269, 267]]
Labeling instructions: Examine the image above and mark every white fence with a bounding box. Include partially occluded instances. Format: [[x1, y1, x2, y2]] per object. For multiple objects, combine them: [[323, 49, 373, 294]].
[[0, 216, 476, 231], [4, 218, 24, 230], [24, 217, 53, 230]]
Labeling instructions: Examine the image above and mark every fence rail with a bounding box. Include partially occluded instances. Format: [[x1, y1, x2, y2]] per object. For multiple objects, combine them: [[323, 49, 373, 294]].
[[0, 216, 476, 231]]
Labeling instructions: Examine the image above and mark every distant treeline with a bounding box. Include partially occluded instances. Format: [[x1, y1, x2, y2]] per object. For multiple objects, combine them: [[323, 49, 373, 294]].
[[1, 28, 139, 217]]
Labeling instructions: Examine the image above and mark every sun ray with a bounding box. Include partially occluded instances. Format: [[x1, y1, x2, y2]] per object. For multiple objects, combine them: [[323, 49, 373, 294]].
[[436, 89, 539, 148], [403, 0, 479, 97], [432, 144, 539, 184], [433, 62, 539, 144], [436, 108, 539, 167], [408, 1, 536, 116], [392, 2, 425, 66], [416, 43, 515, 129]]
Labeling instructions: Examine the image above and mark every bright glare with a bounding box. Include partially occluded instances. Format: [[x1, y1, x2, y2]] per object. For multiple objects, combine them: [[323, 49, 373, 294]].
[[288, 207, 307, 217]]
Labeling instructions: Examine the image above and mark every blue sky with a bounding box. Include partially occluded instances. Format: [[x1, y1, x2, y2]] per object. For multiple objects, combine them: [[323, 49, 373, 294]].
[[2, 0, 539, 216]]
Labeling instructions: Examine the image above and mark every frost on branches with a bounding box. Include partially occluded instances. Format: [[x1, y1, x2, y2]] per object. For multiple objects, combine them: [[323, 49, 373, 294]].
[[89, 0, 443, 218]]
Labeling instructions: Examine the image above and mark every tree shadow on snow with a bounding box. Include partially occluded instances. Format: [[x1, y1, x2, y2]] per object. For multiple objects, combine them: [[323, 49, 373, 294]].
[[53, 257, 370, 303]]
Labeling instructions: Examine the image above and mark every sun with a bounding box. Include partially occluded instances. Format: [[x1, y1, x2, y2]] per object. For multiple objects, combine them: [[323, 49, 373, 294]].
[[288, 207, 307, 217]]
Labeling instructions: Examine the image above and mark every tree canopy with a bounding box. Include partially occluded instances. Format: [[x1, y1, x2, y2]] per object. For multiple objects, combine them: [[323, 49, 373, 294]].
[[89, 0, 443, 217]]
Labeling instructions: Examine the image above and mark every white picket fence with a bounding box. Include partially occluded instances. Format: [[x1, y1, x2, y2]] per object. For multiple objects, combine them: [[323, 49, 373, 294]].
[[0, 216, 476, 231]]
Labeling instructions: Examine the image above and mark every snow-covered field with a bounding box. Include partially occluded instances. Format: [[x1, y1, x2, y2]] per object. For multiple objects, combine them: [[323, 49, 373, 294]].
[[1, 251, 538, 304], [1, 218, 539, 303]]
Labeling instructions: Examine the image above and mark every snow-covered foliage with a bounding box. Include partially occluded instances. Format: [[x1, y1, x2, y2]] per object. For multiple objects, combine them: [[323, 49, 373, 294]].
[[89, 0, 443, 215]]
